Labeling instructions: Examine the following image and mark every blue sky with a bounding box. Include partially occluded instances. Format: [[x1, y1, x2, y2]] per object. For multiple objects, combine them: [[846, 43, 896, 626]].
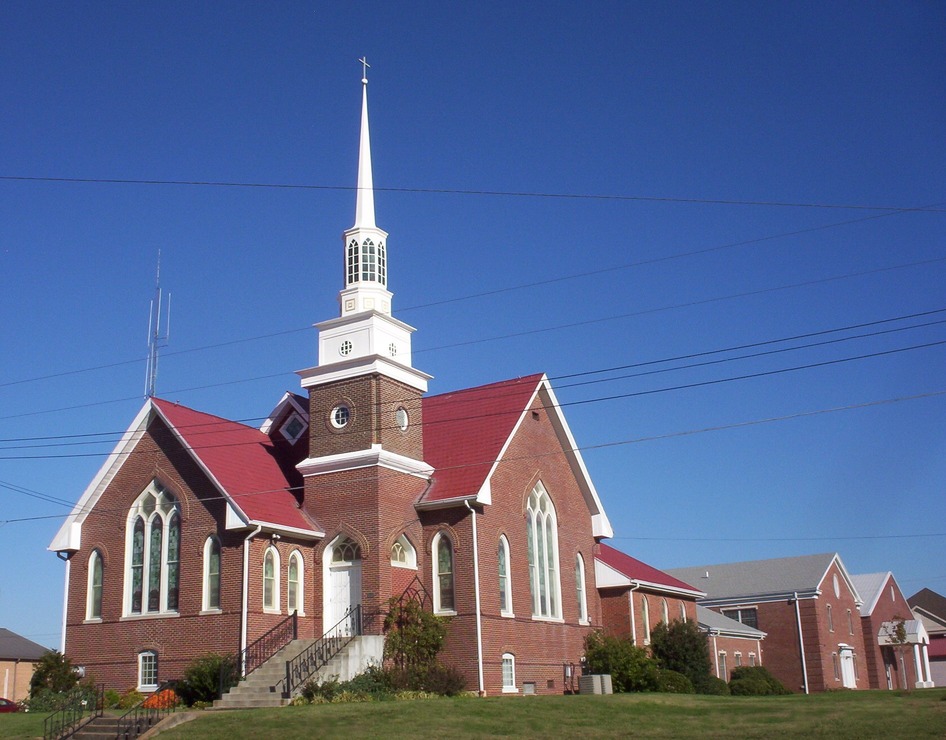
[[1, 2, 943, 649]]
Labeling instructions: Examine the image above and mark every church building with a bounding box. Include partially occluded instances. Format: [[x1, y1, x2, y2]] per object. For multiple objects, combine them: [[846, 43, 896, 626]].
[[49, 71, 616, 697]]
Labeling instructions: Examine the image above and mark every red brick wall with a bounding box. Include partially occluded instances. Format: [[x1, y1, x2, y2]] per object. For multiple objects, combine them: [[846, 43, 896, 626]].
[[860, 576, 919, 689], [599, 587, 699, 648], [707, 635, 764, 680]]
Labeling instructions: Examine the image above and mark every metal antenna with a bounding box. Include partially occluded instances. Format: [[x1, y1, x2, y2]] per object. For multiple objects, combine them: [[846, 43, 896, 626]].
[[145, 251, 171, 398]]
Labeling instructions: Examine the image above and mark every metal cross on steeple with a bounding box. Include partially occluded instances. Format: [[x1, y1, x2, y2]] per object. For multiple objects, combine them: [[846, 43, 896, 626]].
[[359, 56, 370, 84]]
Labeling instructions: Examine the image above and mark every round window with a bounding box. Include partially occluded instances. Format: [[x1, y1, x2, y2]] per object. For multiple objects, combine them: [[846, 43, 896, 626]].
[[330, 405, 351, 428], [339, 340, 353, 357], [395, 407, 409, 431]]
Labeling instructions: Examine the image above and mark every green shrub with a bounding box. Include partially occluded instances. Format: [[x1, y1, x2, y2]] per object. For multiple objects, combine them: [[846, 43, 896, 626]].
[[584, 631, 659, 693], [728, 666, 790, 696], [656, 669, 694, 694], [302, 675, 342, 702], [693, 674, 730, 695], [29, 651, 79, 698], [649, 620, 712, 688], [383, 598, 448, 670], [103, 689, 122, 709], [177, 653, 230, 706], [117, 689, 145, 708], [342, 665, 393, 697]]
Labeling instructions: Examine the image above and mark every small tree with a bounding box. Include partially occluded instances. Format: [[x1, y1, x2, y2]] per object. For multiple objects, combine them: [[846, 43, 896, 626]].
[[885, 616, 911, 691], [29, 651, 79, 698], [649, 619, 712, 689], [383, 597, 447, 670]]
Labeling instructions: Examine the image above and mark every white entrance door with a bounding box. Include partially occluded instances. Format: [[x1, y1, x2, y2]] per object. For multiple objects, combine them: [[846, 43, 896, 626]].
[[326, 537, 362, 636], [839, 646, 856, 688]]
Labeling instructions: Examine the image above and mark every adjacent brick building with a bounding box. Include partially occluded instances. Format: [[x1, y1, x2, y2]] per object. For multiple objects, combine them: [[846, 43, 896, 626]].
[[49, 75, 613, 697], [0, 628, 48, 702]]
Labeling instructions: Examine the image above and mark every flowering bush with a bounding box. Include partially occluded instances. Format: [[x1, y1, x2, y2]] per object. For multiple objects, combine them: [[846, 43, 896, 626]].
[[142, 688, 178, 709]]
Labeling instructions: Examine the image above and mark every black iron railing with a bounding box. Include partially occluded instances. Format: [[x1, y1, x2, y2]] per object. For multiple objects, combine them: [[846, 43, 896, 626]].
[[218, 610, 298, 698], [279, 604, 362, 698], [115, 680, 178, 740], [42, 683, 104, 740]]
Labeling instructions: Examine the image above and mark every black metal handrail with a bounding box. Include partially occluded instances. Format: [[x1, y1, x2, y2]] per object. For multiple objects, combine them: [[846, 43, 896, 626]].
[[279, 604, 362, 698], [42, 683, 104, 740], [219, 610, 298, 697], [115, 680, 178, 740]]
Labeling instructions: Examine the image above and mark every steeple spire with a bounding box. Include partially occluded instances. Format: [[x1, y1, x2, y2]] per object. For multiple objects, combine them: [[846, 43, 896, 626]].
[[353, 58, 376, 230]]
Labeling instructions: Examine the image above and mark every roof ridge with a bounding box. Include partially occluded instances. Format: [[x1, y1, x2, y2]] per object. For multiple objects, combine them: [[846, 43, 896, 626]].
[[152, 397, 261, 433]]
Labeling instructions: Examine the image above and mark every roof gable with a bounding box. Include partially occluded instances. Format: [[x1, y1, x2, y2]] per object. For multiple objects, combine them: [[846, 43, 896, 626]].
[[909, 588, 946, 623], [0, 628, 49, 660], [595, 543, 704, 597], [697, 605, 766, 639], [851, 572, 901, 617], [667, 553, 859, 603]]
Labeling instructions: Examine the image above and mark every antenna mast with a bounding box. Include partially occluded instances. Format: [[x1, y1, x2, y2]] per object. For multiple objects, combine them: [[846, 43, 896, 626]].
[[145, 251, 171, 398]]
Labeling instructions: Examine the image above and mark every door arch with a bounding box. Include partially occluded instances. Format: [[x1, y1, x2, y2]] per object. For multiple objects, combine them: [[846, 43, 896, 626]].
[[323, 536, 362, 635]]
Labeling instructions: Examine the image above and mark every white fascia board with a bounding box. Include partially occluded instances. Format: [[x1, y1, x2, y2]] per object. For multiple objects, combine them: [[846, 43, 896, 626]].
[[702, 625, 768, 640], [822, 553, 863, 607], [48, 400, 152, 553], [225, 501, 249, 530], [700, 590, 821, 608], [475, 479, 492, 506], [539, 379, 614, 538], [297, 444, 434, 479], [632, 580, 706, 599], [260, 392, 309, 435], [243, 521, 325, 540], [297, 355, 431, 393], [150, 403, 250, 525], [414, 493, 479, 511]]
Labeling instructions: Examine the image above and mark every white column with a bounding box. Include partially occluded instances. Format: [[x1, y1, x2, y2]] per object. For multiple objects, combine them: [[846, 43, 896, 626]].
[[922, 644, 933, 686], [913, 643, 923, 687]]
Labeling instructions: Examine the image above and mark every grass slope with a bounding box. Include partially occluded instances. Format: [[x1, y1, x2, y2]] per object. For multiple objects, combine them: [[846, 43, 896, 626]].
[[3, 690, 945, 738]]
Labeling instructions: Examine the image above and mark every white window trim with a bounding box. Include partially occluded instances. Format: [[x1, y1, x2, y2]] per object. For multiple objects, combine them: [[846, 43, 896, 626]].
[[576, 553, 588, 625], [287, 549, 305, 615], [263, 546, 281, 614], [138, 650, 158, 691], [526, 482, 562, 620], [499, 535, 513, 618], [201, 536, 222, 613], [122, 482, 180, 617], [502, 652, 518, 694], [432, 531, 456, 616], [85, 549, 103, 622], [390, 534, 417, 570], [661, 598, 669, 625], [642, 596, 651, 645]]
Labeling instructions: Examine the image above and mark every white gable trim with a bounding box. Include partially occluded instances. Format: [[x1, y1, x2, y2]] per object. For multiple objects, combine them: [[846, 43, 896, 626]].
[[297, 445, 434, 479], [860, 572, 896, 617], [260, 392, 309, 435], [818, 554, 863, 607], [594, 558, 704, 598], [49, 401, 153, 553]]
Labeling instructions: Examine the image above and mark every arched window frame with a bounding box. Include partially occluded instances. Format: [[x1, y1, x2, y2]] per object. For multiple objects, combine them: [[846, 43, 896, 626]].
[[86, 549, 103, 621], [287, 550, 304, 615], [526, 482, 562, 620], [641, 596, 651, 644], [501, 652, 517, 693], [432, 532, 455, 615], [123, 482, 180, 616], [263, 546, 281, 614], [202, 536, 221, 612], [680, 602, 687, 622], [390, 535, 417, 569], [661, 598, 669, 625], [499, 535, 513, 617], [575, 553, 588, 625], [827, 603, 834, 632], [138, 650, 158, 691]]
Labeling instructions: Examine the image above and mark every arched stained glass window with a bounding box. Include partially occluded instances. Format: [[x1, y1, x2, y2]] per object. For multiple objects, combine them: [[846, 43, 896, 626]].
[[526, 482, 561, 619], [126, 483, 180, 615], [433, 532, 455, 613]]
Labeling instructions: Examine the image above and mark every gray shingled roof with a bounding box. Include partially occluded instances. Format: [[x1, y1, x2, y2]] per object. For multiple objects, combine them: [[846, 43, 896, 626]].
[[850, 572, 890, 617], [666, 552, 840, 602], [697, 605, 766, 639], [0, 628, 50, 661]]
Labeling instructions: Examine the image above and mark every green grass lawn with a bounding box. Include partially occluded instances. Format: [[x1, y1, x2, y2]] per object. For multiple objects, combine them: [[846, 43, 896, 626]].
[[3, 689, 945, 739]]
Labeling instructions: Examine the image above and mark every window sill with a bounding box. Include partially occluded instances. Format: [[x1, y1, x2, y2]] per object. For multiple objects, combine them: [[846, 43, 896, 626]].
[[530, 615, 564, 624], [263, 608, 282, 615], [137, 685, 158, 693], [391, 562, 418, 570], [501, 611, 515, 619], [434, 609, 457, 617], [502, 686, 519, 694], [199, 608, 223, 616], [122, 612, 180, 621], [83, 617, 103, 624], [578, 619, 590, 626]]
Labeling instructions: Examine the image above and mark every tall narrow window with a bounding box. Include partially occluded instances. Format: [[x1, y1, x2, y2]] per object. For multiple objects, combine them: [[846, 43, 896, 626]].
[[847, 608, 855, 635], [502, 653, 517, 693], [642, 596, 651, 644], [680, 602, 687, 622], [433, 532, 455, 613], [661, 598, 669, 625], [499, 536, 512, 616], [718, 652, 728, 681], [749, 652, 757, 667], [526, 482, 561, 619], [263, 547, 280, 612], [87, 550, 103, 620], [138, 651, 158, 691], [827, 604, 834, 632], [203, 536, 221, 611], [287, 551, 303, 614], [575, 554, 587, 624], [125, 483, 180, 615]]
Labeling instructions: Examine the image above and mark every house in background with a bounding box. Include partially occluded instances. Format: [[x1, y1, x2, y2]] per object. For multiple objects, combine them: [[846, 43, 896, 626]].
[[0, 628, 48, 702], [909, 588, 946, 687], [667, 553, 868, 693], [851, 573, 934, 689], [48, 74, 613, 699], [595, 543, 703, 643], [696, 606, 766, 681]]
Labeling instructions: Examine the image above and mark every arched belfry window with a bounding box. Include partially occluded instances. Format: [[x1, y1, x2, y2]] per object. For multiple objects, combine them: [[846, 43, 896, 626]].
[[346, 238, 387, 287], [125, 482, 180, 615], [526, 482, 561, 619]]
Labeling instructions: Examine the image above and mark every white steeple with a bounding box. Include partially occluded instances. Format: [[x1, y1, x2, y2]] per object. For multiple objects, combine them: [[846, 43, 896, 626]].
[[299, 61, 431, 394]]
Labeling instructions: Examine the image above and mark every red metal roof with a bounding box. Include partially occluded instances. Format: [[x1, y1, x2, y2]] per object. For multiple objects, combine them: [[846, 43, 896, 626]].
[[597, 543, 702, 594], [151, 398, 318, 534], [421, 374, 544, 503]]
